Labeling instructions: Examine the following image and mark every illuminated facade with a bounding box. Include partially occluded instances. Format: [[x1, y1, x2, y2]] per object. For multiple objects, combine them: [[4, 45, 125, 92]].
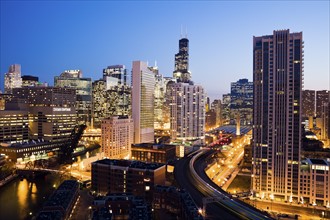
[[211, 99, 222, 127], [321, 102, 329, 147], [230, 78, 253, 125], [302, 90, 315, 118], [0, 110, 29, 144], [91, 159, 166, 198], [12, 87, 76, 142], [55, 70, 92, 126], [101, 116, 133, 159], [316, 90, 329, 117], [22, 75, 39, 87], [151, 66, 174, 131], [132, 61, 155, 143], [92, 65, 131, 128], [169, 83, 205, 141], [252, 30, 303, 201], [300, 159, 330, 206], [4, 64, 22, 94], [173, 38, 191, 83]]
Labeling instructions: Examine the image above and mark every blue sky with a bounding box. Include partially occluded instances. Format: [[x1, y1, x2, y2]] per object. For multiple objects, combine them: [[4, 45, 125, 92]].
[[1, 1, 329, 100]]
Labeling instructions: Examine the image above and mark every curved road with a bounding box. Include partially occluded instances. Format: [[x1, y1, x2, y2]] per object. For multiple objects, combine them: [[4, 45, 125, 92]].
[[174, 149, 273, 220]]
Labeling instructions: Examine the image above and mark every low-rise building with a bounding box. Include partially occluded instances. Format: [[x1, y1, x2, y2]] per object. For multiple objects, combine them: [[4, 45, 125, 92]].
[[91, 159, 165, 201], [300, 158, 330, 206], [93, 193, 151, 220], [131, 143, 176, 163], [37, 180, 79, 220]]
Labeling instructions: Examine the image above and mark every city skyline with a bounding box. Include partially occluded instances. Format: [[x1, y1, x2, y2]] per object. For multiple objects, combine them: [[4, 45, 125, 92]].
[[1, 1, 329, 100]]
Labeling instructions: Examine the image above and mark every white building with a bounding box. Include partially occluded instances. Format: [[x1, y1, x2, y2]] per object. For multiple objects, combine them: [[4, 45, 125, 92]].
[[300, 158, 330, 206], [4, 64, 22, 94], [101, 116, 133, 159], [132, 61, 155, 143], [169, 82, 205, 141]]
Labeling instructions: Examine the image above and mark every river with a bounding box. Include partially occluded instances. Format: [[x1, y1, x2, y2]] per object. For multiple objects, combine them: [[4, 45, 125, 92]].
[[0, 147, 99, 220], [0, 174, 63, 220]]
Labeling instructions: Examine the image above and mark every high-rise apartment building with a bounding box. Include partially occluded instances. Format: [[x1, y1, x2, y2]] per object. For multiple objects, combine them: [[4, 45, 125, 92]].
[[132, 61, 155, 143], [169, 82, 205, 141], [252, 30, 303, 201], [92, 65, 131, 128], [4, 64, 22, 94], [55, 70, 92, 126], [101, 116, 133, 159], [316, 90, 329, 117], [173, 38, 191, 83]]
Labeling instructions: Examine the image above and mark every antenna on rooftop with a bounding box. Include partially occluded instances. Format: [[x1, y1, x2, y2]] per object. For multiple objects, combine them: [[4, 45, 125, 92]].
[[181, 25, 183, 38]]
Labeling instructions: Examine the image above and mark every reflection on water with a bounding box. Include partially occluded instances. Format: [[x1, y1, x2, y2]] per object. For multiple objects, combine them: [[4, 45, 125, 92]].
[[0, 148, 98, 220], [0, 174, 62, 220]]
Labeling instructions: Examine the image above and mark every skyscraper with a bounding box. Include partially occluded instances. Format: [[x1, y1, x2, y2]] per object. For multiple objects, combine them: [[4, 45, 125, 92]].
[[252, 30, 303, 201], [132, 61, 155, 143], [55, 70, 92, 126], [230, 78, 253, 125], [173, 38, 191, 83], [302, 90, 315, 118], [316, 90, 329, 117], [4, 64, 22, 94], [169, 37, 205, 142], [92, 65, 131, 128]]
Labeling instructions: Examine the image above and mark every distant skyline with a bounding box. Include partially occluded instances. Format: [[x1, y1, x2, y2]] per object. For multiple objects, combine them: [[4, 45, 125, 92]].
[[1, 1, 329, 100]]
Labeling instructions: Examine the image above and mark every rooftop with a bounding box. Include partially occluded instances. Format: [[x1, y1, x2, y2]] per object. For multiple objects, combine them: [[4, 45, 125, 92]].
[[93, 159, 164, 170], [308, 158, 329, 165]]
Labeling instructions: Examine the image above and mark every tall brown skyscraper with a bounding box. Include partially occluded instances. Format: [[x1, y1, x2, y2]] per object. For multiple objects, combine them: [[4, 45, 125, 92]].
[[252, 30, 303, 201]]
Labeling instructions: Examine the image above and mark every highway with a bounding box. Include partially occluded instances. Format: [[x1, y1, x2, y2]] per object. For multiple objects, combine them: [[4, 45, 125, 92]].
[[175, 148, 273, 220]]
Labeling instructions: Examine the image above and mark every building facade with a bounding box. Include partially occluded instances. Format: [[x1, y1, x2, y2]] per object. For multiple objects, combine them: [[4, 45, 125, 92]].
[[101, 116, 133, 159], [211, 99, 222, 128], [22, 75, 39, 87], [302, 90, 315, 118], [300, 159, 330, 206], [54, 70, 92, 126], [316, 90, 329, 117], [169, 82, 205, 141], [91, 159, 166, 199], [132, 61, 155, 143], [4, 64, 22, 94], [252, 30, 303, 201], [131, 143, 176, 163], [0, 110, 29, 144], [230, 78, 253, 125], [173, 38, 191, 83], [92, 65, 131, 128], [12, 87, 76, 143]]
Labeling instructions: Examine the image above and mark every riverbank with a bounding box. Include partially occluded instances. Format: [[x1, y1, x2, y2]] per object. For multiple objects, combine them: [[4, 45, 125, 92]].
[[0, 173, 18, 188]]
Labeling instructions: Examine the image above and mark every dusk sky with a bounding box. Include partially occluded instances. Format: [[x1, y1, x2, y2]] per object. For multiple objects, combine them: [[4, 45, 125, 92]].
[[1, 1, 329, 100]]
